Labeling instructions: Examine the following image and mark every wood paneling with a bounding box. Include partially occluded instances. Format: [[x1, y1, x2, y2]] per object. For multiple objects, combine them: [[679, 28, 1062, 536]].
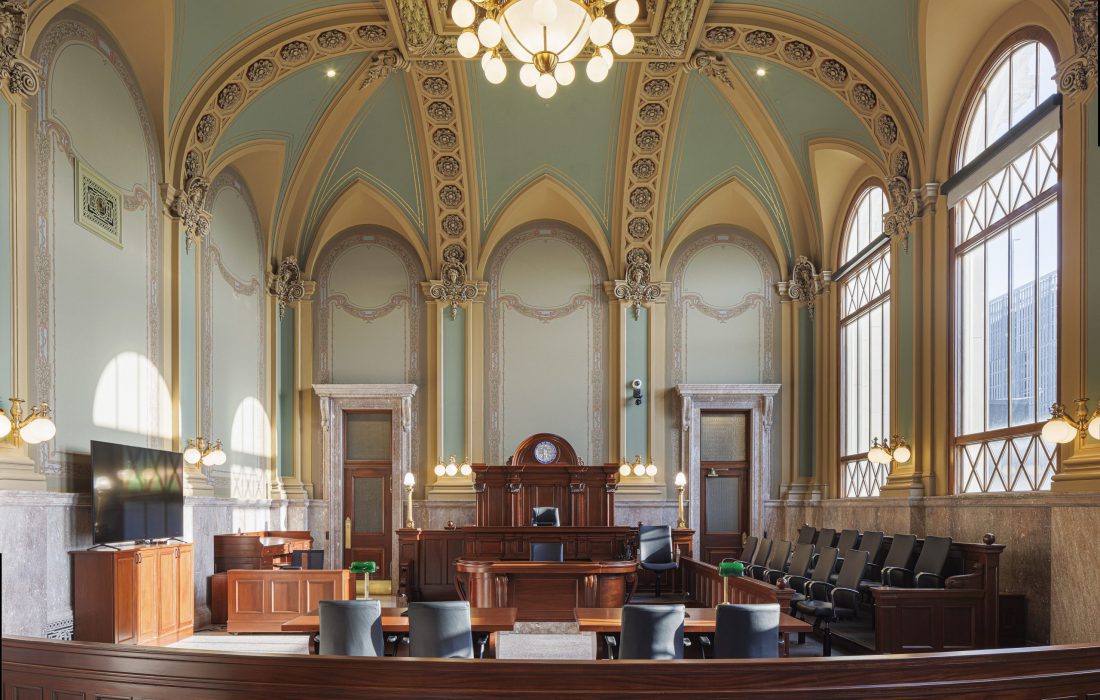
[[177, 547, 194, 630], [213, 531, 313, 572], [225, 569, 353, 633], [5, 636, 1100, 699], [472, 462, 619, 527]]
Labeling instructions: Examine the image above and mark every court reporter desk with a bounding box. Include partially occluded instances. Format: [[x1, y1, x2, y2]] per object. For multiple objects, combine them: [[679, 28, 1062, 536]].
[[454, 557, 638, 621]]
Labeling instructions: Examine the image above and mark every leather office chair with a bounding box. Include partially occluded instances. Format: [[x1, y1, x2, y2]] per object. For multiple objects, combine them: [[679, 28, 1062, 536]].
[[857, 531, 885, 572], [530, 541, 564, 562], [531, 507, 560, 527], [619, 604, 685, 660], [794, 549, 869, 656], [278, 548, 324, 571], [734, 535, 759, 566], [829, 530, 862, 583], [747, 538, 773, 575], [810, 529, 836, 568], [883, 535, 952, 588], [408, 601, 475, 658], [638, 525, 678, 598], [860, 533, 916, 594], [750, 540, 790, 580], [318, 599, 384, 656], [713, 604, 780, 659], [766, 542, 813, 585], [787, 546, 838, 607], [796, 525, 816, 545]]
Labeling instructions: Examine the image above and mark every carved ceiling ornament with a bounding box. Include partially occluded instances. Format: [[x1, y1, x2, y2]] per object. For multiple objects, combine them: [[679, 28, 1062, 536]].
[[1058, 0, 1098, 96], [0, 0, 39, 97], [168, 175, 212, 252], [429, 245, 478, 319], [776, 255, 831, 319], [268, 256, 308, 318], [685, 50, 735, 90], [614, 248, 662, 320], [360, 48, 410, 89]]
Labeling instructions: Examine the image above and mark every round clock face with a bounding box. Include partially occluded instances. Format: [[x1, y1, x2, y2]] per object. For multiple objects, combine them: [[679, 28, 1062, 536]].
[[533, 440, 558, 464]]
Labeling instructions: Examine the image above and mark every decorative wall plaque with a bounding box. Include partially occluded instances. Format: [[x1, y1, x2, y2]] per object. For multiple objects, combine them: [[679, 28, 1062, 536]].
[[74, 160, 122, 247]]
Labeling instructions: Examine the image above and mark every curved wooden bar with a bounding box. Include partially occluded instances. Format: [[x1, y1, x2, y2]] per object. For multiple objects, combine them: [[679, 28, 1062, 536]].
[[455, 557, 638, 621], [5, 637, 1100, 699]]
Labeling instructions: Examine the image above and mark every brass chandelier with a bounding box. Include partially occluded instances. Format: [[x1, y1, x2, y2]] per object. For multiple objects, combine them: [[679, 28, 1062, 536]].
[[451, 0, 639, 97]]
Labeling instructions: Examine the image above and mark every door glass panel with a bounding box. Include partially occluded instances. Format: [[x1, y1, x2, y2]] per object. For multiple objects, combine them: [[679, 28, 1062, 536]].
[[346, 413, 391, 461], [352, 476, 385, 533], [705, 475, 741, 533], [700, 413, 747, 461]]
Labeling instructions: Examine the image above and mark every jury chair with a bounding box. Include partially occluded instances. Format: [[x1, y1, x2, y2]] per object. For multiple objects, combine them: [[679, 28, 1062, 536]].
[[619, 604, 685, 660], [408, 601, 475, 658], [319, 599, 384, 657], [713, 604, 781, 659], [794, 549, 870, 656]]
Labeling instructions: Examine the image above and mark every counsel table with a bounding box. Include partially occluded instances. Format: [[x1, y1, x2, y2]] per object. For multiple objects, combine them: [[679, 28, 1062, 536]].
[[574, 607, 813, 658]]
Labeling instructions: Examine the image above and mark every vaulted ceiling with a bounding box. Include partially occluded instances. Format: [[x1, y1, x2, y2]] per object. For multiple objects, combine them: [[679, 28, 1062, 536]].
[[25, 0, 1069, 278]]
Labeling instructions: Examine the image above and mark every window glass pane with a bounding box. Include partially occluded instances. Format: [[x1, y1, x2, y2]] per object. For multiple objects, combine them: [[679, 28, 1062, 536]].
[[986, 61, 1011, 146], [346, 413, 392, 461], [959, 249, 987, 435], [1011, 43, 1038, 126], [705, 475, 740, 533], [986, 234, 1009, 430], [1036, 202, 1058, 415], [352, 476, 385, 533], [963, 98, 987, 165], [700, 413, 747, 462], [1009, 215, 1037, 426]]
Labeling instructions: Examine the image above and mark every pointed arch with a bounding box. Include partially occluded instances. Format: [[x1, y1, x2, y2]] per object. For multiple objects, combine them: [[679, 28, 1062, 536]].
[[808, 138, 887, 270]]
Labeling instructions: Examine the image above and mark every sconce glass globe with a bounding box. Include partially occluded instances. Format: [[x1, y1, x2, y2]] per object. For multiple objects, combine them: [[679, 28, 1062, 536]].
[[867, 446, 889, 464], [0, 411, 11, 439], [1089, 414, 1100, 441], [20, 415, 56, 444], [632, 463, 645, 477], [183, 444, 202, 465], [445, 462, 458, 477], [644, 463, 657, 477], [460, 461, 473, 477], [892, 445, 911, 464], [1042, 417, 1077, 444], [674, 471, 687, 487], [211, 447, 227, 466], [619, 463, 631, 476], [434, 463, 446, 476], [403, 472, 416, 487]]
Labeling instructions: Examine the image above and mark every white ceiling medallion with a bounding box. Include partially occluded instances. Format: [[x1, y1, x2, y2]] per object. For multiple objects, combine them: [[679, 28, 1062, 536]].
[[451, 0, 638, 97]]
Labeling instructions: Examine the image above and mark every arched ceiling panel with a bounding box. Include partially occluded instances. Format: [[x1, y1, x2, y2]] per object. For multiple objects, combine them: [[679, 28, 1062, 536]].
[[168, 0, 360, 122], [664, 72, 792, 262], [304, 74, 426, 250], [718, 0, 923, 118], [728, 53, 883, 227], [465, 62, 626, 243]]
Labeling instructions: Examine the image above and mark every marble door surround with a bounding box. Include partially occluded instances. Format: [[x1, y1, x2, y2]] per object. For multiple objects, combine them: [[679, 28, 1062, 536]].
[[676, 384, 781, 551], [313, 384, 417, 589]]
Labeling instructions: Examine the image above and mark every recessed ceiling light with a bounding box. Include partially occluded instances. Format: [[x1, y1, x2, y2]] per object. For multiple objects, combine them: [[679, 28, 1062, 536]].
[[325, 68, 337, 78], [755, 67, 767, 77]]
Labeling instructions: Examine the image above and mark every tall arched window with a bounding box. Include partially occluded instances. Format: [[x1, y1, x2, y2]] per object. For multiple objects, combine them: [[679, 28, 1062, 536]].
[[951, 38, 1059, 493], [838, 186, 891, 497]]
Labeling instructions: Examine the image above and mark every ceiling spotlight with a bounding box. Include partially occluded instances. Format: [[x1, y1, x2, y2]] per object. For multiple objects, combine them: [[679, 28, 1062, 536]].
[[755, 67, 767, 77], [325, 68, 337, 78]]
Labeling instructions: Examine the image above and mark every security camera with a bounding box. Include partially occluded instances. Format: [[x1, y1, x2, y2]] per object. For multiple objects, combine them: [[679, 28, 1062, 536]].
[[631, 379, 644, 406]]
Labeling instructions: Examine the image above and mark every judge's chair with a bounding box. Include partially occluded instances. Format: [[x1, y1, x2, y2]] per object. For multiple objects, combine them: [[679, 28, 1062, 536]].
[[638, 525, 678, 598], [531, 507, 560, 527]]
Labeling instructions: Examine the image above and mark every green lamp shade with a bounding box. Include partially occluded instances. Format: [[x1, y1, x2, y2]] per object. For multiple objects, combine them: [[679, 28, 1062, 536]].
[[718, 561, 744, 577], [350, 561, 377, 574]]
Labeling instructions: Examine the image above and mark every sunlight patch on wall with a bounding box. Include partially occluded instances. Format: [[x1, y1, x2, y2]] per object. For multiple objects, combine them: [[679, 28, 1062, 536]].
[[228, 396, 272, 499], [92, 352, 172, 439]]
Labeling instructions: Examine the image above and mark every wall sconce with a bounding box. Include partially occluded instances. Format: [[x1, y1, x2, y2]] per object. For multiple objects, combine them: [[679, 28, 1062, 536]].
[[183, 437, 226, 469], [0, 398, 57, 445], [1042, 399, 1100, 444], [403, 471, 416, 528], [619, 454, 657, 478], [434, 455, 472, 478], [867, 435, 911, 465], [674, 471, 687, 528], [631, 379, 644, 406]]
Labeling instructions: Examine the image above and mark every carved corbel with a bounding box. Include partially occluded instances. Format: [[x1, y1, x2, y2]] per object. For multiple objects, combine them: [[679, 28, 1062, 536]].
[[883, 180, 940, 251], [0, 0, 39, 98], [613, 248, 662, 320], [776, 256, 831, 319], [1057, 0, 1097, 97], [359, 48, 410, 90], [168, 175, 212, 252], [428, 244, 478, 320], [684, 50, 735, 90], [268, 256, 312, 319]]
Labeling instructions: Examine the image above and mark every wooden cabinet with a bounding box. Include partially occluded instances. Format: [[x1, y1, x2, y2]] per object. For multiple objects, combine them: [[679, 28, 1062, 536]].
[[73, 543, 194, 646]]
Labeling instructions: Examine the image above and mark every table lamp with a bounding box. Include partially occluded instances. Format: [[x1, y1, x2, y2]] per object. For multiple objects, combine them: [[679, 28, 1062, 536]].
[[717, 560, 744, 606], [350, 561, 377, 600]]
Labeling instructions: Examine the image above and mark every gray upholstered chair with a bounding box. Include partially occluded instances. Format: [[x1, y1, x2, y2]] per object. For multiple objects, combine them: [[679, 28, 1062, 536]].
[[750, 540, 790, 580], [531, 506, 560, 527], [318, 599, 384, 657], [796, 525, 817, 545], [861, 533, 916, 594], [714, 603, 780, 659], [766, 542, 814, 584], [408, 601, 475, 658], [530, 541, 564, 562], [884, 535, 952, 588], [638, 525, 678, 598], [619, 604, 685, 660], [794, 549, 870, 656]]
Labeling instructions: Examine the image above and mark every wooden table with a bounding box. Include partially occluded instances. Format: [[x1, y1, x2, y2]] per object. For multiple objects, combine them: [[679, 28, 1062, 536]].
[[282, 607, 519, 656], [574, 607, 813, 658]]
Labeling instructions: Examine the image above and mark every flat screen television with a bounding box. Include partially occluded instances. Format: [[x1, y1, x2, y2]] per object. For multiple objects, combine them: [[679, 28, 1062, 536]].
[[91, 440, 184, 545]]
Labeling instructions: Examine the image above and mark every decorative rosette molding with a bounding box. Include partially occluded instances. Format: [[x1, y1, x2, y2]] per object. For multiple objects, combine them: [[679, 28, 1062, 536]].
[[614, 247, 662, 319], [1057, 0, 1097, 97], [776, 255, 831, 319], [428, 244, 478, 319]]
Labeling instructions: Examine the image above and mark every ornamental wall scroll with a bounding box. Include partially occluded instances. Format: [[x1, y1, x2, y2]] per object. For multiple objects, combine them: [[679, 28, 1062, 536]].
[[268, 256, 307, 318], [0, 0, 39, 97], [1057, 0, 1097, 97], [883, 181, 939, 251], [168, 175, 212, 251], [428, 244, 478, 319], [776, 255, 831, 319], [614, 248, 662, 320]]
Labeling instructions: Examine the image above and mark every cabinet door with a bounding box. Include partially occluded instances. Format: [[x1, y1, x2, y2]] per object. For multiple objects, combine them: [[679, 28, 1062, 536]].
[[178, 547, 195, 631], [157, 548, 180, 638], [135, 551, 158, 644], [114, 552, 137, 644]]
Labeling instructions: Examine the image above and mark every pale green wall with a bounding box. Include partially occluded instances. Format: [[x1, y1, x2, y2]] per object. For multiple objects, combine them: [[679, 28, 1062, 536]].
[[180, 234, 197, 441], [797, 307, 814, 477], [442, 308, 466, 460], [1087, 93, 1100, 400], [0, 97, 10, 403], [277, 310, 294, 478], [622, 307, 648, 460], [303, 76, 426, 254]]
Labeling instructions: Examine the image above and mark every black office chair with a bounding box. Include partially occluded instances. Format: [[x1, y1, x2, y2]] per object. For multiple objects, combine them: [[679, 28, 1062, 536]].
[[796, 525, 816, 545], [750, 540, 790, 581], [734, 535, 759, 566], [787, 546, 838, 607], [531, 507, 560, 527], [638, 525, 678, 598], [531, 542, 564, 562], [860, 533, 915, 594], [815, 528, 837, 548], [319, 599, 384, 656], [747, 538, 773, 576], [713, 604, 780, 659], [829, 530, 862, 583], [408, 601, 475, 658], [794, 549, 869, 656], [857, 531, 886, 573], [766, 542, 813, 585], [884, 535, 952, 588], [619, 604, 685, 660]]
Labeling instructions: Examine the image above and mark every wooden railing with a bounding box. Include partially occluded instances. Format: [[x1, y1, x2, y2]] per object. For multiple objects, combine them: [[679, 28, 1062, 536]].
[[680, 557, 794, 610], [5, 637, 1100, 699]]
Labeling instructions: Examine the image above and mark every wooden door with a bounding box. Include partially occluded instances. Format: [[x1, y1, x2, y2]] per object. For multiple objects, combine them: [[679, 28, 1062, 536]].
[[156, 548, 179, 639], [177, 546, 194, 631], [113, 552, 137, 644], [699, 411, 751, 565], [135, 550, 158, 644], [343, 411, 393, 577]]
